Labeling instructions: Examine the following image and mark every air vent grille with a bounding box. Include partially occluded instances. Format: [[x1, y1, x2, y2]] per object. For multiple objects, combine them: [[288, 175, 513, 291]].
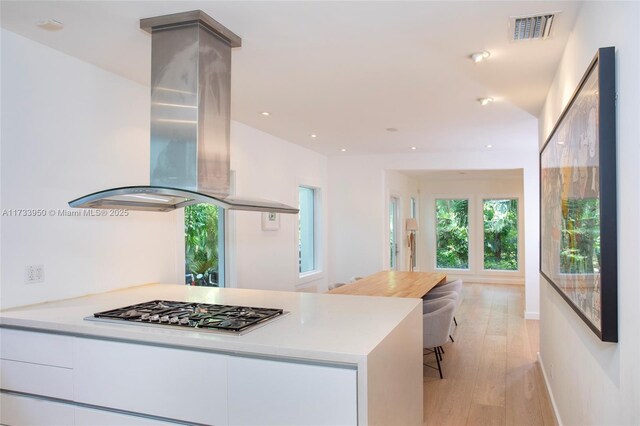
[[511, 14, 555, 41]]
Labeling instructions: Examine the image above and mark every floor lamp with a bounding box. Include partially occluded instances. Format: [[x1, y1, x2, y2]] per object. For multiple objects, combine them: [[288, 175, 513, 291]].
[[406, 218, 418, 272]]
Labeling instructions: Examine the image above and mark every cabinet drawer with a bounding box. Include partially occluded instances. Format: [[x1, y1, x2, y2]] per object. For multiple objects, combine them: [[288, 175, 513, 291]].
[[0, 359, 73, 400], [0, 392, 75, 426], [74, 338, 228, 425], [228, 357, 357, 426], [0, 328, 73, 367]]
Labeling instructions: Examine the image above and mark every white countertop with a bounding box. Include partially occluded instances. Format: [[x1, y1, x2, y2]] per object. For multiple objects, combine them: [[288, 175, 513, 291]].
[[0, 284, 421, 365]]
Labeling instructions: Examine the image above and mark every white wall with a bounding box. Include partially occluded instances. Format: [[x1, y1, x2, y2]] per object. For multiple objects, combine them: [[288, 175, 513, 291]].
[[538, 2, 640, 424], [229, 122, 328, 293], [0, 30, 180, 309], [0, 28, 331, 309], [328, 147, 540, 317], [418, 175, 525, 285], [328, 155, 384, 286]]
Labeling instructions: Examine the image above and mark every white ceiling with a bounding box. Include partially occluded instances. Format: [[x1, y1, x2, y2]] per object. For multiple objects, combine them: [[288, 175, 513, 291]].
[[0, 1, 581, 155], [403, 169, 523, 181]]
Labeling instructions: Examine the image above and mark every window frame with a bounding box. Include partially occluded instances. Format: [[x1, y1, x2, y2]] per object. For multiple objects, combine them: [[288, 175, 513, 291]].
[[481, 197, 522, 273], [434, 197, 472, 272], [183, 204, 227, 288], [296, 183, 324, 285]]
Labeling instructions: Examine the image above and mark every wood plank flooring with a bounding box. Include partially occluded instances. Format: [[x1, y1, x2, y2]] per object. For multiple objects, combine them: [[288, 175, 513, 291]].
[[423, 283, 557, 426]]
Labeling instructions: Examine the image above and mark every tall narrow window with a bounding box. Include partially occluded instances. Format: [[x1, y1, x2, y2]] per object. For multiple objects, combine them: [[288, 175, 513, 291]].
[[410, 197, 417, 218], [483, 199, 518, 270], [185, 204, 225, 287], [299, 186, 316, 273], [389, 197, 399, 270], [435, 199, 469, 269]]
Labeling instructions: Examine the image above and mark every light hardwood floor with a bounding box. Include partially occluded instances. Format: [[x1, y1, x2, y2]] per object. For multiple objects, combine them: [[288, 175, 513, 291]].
[[423, 283, 557, 426]]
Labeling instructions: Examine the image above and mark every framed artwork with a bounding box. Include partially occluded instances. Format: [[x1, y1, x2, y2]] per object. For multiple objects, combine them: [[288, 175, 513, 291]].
[[540, 47, 617, 342], [261, 212, 280, 231]]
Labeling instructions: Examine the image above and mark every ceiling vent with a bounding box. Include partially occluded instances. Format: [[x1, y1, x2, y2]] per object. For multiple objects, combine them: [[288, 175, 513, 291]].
[[510, 13, 556, 41]]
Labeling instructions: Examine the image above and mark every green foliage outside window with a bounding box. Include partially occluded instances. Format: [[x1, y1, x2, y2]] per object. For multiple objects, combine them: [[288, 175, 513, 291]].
[[185, 204, 220, 286], [483, 199, 518, 271], [436, 199, 469, 269], [560, 198, 600, 274]]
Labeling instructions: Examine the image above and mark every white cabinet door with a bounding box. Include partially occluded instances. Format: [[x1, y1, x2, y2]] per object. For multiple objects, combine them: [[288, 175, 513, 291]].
[[0, 328, 73, 367], [0, 393, 75, 426], [73, 338, 228, 425], [0, 359, 73, 400], [228, 357, 358, 426]]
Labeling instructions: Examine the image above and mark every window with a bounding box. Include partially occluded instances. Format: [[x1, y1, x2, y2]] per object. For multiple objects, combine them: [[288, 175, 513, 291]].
[[299, 186, 316, 274], [435, 199, 469, 269], [483, 199, 518, 270], [184, 204, 225, 287], [389, 196, 399, 270], [409, 197, 417, 269]]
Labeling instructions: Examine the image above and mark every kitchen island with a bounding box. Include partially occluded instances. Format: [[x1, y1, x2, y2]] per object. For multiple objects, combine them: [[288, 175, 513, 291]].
[[0, 284, 423, 426]]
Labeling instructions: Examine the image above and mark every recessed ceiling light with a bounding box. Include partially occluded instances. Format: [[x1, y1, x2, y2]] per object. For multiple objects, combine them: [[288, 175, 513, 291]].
[[411, 147, 417, 150], [470, 51, 491, 63], [486, 144, 493, 149], [386, 127, 398, 132], [260, 111, 271, 116], [36, 19, 64, 31], [340, 148, 347, 152], [311, 134, 317, 138], [478, 97, 494, 106]]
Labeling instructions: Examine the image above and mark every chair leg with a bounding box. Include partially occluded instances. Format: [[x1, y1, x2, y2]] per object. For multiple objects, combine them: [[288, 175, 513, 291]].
[[450, 334, 455, 343], [454, 316, 458, 326], [435, 347, 443, 379]]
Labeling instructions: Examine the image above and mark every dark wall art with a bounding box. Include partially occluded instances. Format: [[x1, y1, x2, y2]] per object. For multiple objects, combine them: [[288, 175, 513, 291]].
[[540, 47, 618, 342]]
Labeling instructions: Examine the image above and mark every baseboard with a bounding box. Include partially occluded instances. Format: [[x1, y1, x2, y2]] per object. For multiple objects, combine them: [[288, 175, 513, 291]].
[[537, 352, 563, 426], [524, 311, 540, 320]]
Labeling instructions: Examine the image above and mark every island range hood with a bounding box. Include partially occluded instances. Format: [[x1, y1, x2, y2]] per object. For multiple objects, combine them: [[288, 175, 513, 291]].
[[69, 11, 298, 214]]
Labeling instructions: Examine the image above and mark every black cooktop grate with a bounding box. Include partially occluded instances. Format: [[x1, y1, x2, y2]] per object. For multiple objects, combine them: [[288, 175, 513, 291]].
[[92, 300, 284, 333]]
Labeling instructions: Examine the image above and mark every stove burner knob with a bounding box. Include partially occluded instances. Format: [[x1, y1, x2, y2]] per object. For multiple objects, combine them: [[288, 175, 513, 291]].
[[169, 316, 179, 324], [140, 313, 150, 321], [160, 315, 170, 323], [150, 314, 160, 322], [179, 317, 190, 325]]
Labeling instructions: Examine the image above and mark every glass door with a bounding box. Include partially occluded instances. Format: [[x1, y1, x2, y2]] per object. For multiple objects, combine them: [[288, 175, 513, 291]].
[[390, 196, 399, 270]]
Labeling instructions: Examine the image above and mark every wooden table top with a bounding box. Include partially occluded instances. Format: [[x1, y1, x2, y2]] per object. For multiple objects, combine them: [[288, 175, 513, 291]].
[[327, 271, 447, 298]]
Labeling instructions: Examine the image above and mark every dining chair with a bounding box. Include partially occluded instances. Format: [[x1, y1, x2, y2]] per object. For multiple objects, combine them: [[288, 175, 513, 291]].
[[422, 299, 456, 379], [425, 279, 463, 326], [424, 291, 457, 343]]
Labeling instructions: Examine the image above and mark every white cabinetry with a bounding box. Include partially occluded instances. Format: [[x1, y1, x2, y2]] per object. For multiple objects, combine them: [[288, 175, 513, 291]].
[[0, 328, 74, 400], [0, 393, 75, 426], [74, 406, 176, 426], [228, 357, 357, 426], [0, 329, 359, 426], [73, 338, 228, 425]]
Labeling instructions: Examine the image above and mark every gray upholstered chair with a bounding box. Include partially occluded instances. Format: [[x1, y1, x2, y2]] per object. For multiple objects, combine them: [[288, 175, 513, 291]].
[[425, 279, 463, 326], [424, 291, 458, 342], [422, 299, 456, 379]]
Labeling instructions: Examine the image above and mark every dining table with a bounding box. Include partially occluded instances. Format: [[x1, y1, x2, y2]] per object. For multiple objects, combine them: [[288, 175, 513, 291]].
[[327, 271, 447, 298]]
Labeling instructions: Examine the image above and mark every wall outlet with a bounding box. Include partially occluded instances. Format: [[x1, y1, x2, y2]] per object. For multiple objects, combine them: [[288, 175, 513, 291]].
[[24, 265, 44, 284], [549, 362, 554, 380]]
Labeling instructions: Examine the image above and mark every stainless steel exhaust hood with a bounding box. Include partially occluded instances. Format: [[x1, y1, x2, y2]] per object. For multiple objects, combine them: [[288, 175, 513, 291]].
[[69, 11, 298, 214]]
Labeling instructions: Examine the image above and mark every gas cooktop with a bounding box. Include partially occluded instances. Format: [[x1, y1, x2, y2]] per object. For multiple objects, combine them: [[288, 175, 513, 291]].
[[86, 300, 286, 335]]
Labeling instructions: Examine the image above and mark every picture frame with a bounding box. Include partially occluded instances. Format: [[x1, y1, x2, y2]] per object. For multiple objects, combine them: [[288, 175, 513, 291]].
[[539, 47, 617, 342], [261, 211, 280, 231]]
